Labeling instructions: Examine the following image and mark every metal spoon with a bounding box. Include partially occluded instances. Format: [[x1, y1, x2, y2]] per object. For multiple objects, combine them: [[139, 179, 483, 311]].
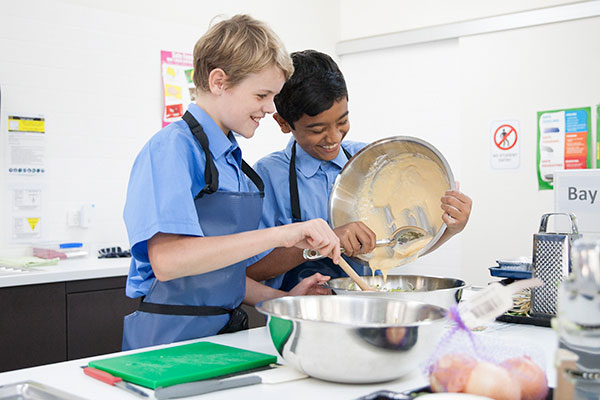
[[302, 225, 428, 261]]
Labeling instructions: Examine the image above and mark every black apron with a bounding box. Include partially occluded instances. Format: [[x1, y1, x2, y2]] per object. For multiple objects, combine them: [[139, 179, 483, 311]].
[[279, 141, 366, 291]]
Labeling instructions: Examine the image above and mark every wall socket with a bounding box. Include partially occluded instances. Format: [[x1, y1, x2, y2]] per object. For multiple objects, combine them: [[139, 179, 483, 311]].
[[66, 204, 94, 228], [67, 209, 81, 227]]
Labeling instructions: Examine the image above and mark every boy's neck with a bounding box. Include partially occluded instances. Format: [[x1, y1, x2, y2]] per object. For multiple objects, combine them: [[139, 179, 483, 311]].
[[194, 94, 228, 136]]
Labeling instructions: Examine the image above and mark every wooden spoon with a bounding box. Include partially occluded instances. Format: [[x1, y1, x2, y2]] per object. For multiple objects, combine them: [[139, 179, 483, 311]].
[[336, 257, 375, 292]]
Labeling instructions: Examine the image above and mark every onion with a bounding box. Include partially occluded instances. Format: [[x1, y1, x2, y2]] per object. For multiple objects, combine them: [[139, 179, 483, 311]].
[[465, 361, 521, 400], [430, 353, 478, 393], [501, 356, 549, 400]]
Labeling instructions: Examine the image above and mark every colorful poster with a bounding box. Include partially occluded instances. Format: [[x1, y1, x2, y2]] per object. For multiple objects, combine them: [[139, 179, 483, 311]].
[[536, 107, 592, 190], [161, 51, 194, 127]]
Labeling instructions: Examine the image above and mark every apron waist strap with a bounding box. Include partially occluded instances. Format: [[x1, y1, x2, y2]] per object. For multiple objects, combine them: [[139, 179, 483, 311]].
[[138, 300, 233, 316]]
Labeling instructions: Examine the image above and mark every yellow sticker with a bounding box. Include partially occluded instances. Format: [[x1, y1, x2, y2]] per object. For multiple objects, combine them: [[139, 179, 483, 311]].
[[164, 84, 182, 99], [8, 116, 45, 133], [27, 218, 40, 231]]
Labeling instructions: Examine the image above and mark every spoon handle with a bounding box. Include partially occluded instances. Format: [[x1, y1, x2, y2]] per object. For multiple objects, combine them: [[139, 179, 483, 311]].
[[303, 239, 391, 260], [336, 257, 374, 292]]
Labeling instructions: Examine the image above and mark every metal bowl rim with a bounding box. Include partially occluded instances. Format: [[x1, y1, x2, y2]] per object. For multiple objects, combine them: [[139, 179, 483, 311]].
[[324, 274, 469, 293], [328, 135, 455, 258], [255, 295, 448, 328]]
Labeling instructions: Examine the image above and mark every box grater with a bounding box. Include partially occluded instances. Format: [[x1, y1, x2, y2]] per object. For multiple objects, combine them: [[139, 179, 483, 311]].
[[531, 213, 580, 316]]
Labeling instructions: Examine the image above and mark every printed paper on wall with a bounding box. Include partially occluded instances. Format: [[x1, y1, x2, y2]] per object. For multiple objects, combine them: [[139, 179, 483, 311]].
[[161, 51, 194, 127], [536, 107, 592, 190]]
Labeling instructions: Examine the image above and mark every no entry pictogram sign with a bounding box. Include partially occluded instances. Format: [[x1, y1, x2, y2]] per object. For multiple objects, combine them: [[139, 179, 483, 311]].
[[494, 124, 518, 150], [490, 120, 520, 170]]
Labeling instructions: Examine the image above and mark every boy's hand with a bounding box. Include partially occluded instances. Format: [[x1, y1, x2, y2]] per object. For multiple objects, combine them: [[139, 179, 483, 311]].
[[333, 222, 376, 257], [280, 218, 341, 263], [288, 273, 332, 296], [440, 189, 472, 235]]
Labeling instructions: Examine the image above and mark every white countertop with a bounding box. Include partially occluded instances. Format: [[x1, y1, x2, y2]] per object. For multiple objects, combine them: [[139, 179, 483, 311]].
[[0, 322, 558, 400], [0, 257, 130, 288]]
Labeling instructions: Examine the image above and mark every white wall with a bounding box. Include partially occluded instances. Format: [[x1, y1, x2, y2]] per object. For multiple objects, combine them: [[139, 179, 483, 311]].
[[340, 39, 462, 279], [339, 2, 600, 284], [458, 16, 600, 285], [0, 0, 340, 253], [339, 0, 582, 40]]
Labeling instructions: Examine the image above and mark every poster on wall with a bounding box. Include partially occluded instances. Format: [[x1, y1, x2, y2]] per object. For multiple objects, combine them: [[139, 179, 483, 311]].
[[10, 187, 43, 241], [489, 119, 520, 170], [536, 107, 591, 190], [5, 114, 47, 177], [161, 50, 194, 127]]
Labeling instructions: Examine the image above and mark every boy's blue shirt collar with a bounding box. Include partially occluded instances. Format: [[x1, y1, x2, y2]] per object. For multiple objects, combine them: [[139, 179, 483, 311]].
[[284, 137, 349, 178], [187, 103, 241, 162]]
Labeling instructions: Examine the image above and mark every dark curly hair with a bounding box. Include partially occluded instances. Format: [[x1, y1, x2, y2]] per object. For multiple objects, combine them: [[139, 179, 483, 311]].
[[274, 50, 348, 129]]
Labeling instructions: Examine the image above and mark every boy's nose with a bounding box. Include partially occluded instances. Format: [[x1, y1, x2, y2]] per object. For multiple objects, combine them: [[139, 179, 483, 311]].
[[263, 100, 276, 114], [326, 127, 344, 141]]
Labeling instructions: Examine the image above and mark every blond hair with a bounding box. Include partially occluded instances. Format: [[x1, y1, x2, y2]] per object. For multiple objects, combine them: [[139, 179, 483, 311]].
[[193, 14, 293, 92]]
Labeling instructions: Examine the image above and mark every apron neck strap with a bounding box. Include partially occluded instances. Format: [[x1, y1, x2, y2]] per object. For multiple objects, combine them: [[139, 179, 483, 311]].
[[289, 141, 352, 222], [183, 111, 264, 198], [183, 111, 219, 197], [241, 160, 264, 197]]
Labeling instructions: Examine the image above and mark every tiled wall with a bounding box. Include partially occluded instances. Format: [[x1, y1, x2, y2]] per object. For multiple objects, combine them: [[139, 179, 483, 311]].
[[0, 0, 339, 253]]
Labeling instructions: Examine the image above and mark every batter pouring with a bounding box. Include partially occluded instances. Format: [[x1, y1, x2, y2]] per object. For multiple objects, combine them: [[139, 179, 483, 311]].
[[356, 154, 450, 280]]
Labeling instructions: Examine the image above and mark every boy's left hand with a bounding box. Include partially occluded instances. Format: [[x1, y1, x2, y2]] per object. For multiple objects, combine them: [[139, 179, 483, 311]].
[[333, 221, 377, 257], [288, 273, 332, 296], [440, 189, 472, 235]]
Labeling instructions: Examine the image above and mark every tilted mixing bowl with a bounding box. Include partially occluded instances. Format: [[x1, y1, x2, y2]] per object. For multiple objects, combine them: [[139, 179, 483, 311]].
[[255, 295, 447, 383], [329, 136, 454, 265], [326, 274, 467, 309]]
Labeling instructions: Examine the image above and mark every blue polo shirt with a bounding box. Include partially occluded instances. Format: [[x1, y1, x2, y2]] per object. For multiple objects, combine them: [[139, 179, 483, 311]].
[[254, 138, 368, 288], [123, 103, 257, 298]]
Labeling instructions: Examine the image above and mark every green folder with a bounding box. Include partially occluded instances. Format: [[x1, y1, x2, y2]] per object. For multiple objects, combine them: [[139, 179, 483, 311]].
[[88, 342, 277, 389]]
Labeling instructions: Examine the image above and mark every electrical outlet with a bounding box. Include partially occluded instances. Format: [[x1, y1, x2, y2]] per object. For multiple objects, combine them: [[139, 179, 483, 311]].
[[67, 209, 80, 227]]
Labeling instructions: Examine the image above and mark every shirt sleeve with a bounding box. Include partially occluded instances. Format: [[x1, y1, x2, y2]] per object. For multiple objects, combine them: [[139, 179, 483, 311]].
[[124, 131, 204, 262]]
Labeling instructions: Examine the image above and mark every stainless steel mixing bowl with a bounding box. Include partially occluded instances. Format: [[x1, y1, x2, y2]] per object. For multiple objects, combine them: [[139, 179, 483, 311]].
[[255, 295, 447, 383], [326, 274, 467, 309], [329, 136, 455, 264]]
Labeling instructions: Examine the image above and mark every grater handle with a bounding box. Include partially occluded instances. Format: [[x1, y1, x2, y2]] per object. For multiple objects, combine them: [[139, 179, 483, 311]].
[[538, 213, 579, 234]]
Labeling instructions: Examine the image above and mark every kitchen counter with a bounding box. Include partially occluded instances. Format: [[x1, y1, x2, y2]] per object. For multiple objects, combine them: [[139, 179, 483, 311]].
[[0, 257, 130, 288], [0, 322, 558, 400]]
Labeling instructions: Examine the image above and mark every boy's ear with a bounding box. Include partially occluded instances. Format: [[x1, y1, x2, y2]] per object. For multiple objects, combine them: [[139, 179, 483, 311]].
[[207, 68, 227, 94], [273, 113, 293, 134]]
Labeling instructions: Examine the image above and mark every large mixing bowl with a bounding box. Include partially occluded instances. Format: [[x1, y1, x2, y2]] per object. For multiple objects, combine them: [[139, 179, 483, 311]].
[[329, 136, 454, 264], [255, 295, 447, 383], [326, 274, 467, 309]]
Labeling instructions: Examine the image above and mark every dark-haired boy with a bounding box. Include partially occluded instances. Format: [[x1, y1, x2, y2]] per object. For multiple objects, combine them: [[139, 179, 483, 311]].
[[247, 50, 472, 290]]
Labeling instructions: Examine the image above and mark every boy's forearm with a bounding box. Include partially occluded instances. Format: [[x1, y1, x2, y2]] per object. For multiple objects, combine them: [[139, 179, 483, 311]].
[[246, 247, 306, 281], [243, 277, 286, 306]]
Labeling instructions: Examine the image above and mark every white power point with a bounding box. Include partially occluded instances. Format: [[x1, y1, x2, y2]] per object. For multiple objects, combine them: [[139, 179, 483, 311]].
[[67, 209, 80, 227], [66, 204, 94, 228], [80, 204, 95, 228]]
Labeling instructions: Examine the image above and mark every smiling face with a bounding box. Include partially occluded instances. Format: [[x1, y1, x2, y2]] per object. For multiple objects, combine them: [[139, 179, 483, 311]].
[[275, 97, 349, 161], [215, 65, 286, 138]]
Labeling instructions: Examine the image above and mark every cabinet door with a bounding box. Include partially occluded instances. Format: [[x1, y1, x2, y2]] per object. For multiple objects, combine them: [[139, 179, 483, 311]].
[[0, 283, 66, 372], [67, 280, 139, 359]]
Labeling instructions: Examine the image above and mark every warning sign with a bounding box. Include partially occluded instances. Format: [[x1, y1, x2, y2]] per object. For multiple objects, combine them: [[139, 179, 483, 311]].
[[27, 218, 40, 231], [490, 120, 520, 169], [494, 124, 517, 150]]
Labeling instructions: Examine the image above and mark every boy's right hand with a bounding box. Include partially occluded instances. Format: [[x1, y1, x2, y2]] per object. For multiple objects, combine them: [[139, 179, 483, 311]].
[[279, 218, 341, 263], [333, 222, 376, 257]]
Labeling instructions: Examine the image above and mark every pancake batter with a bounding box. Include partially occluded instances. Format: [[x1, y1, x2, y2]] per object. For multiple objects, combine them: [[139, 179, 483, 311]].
[[356, 154, 449, 280]]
